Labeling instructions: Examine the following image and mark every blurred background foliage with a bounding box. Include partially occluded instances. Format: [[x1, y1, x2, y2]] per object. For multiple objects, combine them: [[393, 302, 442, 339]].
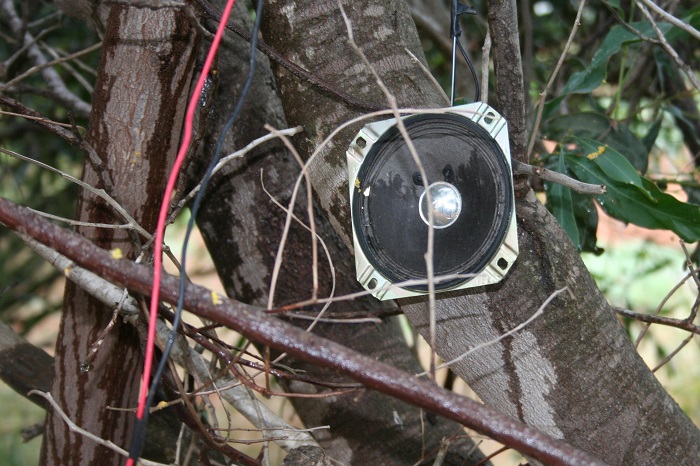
[[0, 2, 99, 336], [1, 0, 699, 464]]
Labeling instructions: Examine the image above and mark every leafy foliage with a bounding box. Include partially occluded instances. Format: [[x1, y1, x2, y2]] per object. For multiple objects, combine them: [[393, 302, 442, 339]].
[[537, 4, 700, 253]]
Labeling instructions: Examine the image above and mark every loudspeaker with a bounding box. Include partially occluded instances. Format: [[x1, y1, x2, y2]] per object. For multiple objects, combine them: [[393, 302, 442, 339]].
[[346, 102, 518, 300]]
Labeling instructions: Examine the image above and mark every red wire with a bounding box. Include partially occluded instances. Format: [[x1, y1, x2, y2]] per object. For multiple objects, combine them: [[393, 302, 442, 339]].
[[126, 1, 237, 465]]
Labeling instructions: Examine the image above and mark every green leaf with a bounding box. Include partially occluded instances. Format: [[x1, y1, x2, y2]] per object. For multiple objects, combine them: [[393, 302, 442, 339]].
[[547, 155, 579, 247], [641, 118, 662, 154], [566, 154, 700, 242], [544, 113, 649, 172], [570, 190, 601, 255], [606, 0, 624, 16], [573, 137, 646, 189], [561, 21, 673, 95]]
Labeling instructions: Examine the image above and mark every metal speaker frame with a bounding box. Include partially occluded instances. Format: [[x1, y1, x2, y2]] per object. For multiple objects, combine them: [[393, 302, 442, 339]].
[[346, 102, 518, 300]]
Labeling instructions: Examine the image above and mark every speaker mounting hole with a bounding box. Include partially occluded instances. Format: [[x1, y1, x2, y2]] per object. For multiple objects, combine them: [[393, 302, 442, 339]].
[[484, 112, 495, 125], [497, 258, 508, 270], [356, 137, 367, 149], [368, 278, 378, 289]]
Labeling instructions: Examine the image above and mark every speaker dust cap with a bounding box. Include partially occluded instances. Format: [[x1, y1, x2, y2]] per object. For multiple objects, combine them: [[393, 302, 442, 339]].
[[346, 103, 518, 300]]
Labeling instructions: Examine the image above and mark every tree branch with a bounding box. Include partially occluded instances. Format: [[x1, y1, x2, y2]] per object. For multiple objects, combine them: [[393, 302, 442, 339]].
[[0, 196, 606, 466], [28, 390, 169, 466], [0, 320, 53, 408], [0, 93, 117, 195], [0, 0, 91, 117], [613, 306, 700, 335], [512, 159, 606, 195], [13, 231, 320, 453]]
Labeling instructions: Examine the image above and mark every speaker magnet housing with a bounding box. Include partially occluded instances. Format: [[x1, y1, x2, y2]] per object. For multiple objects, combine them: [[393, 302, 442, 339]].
[[346, 102, 518, 300]]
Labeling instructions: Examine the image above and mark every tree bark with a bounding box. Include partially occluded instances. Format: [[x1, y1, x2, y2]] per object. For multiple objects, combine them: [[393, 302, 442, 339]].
[[40, 3, 197, 464], [189, 3, 486, 463], [259, 0, 700, 463], [0, 194, 606, 466], [0, 320, 52, 408]]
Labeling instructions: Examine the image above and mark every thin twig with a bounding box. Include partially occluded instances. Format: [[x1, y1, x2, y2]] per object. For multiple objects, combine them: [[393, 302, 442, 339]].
[[41, 42, 96, 94], [0, 147, 150, 238], [474, 445, 509, 466], [264, 125, 319, 306], [0, 25, 58, 73], [28, 208, 138, 231], [423, 287, 568, 373], [526, 0, 587, 160], [634, 252, 700, 348], [337, 0, 440, 380], [613, 306, 700, 335], [480, 28, 491, 104], [512, 159, 606, 195], [273, 273, 477, 312], [28, 390, 170, 466], [635, 0, 700, 94], [636, 0, 700, 41], [602, 0, 660, 44], [652, 332, 694, 373], [404, 47, 450, 105], [260, 170, 336, 333], [282, 314, 381, 324], [0, 109, 85, 130], [167, 126, 303, 223], [0, 93, 114, 195], [82, 288, 131, 371], [680, 241, 700, 288], [107, 0, 187, 8]]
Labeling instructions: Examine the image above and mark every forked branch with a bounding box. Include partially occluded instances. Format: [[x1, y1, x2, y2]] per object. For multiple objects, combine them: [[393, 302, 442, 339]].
[[0, 196, 605, 466]]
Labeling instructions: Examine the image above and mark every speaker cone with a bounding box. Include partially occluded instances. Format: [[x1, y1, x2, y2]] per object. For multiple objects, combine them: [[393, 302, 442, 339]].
[[352, 113, 512, 291], [347, 103, 518, 299]]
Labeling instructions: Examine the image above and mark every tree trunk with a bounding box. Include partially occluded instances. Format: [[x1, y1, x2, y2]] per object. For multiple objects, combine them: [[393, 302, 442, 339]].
[[40, 3, 197, 464], [189, 3, 486, 463], [259, 0, 700, 463]]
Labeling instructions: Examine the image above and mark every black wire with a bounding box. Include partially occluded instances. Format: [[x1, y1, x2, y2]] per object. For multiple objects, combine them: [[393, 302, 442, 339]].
[[127, 0, 265, 461], [456, 38, 480, 102]]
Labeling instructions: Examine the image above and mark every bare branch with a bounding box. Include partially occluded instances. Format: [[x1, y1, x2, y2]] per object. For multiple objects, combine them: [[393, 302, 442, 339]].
[[0, 0, 91, 117], [260, 170, 337, 332], [635, 250, 700, 348], [28, 390, 170, 466], [480, 28, 491, 104], [526, 0, 587, 160], [0, 195, 606, 466], [635, 0, 700, 41], [0, 147, 149, 238], [613, 306, 700, 335], [107, 0, 187, 8], [404, 47, 450, 105], [0, 42, 102, 92], [28, 208, 138, 231], [168, 126, 303, 222], [14, 230, 321, 453], [651, 332, 694, 373], [0, 93, 116, 194], [0, 109, 85, 130], [635, 0, 700, 93], [264, 124, 320, 307], [512, 159, 606, 195]]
